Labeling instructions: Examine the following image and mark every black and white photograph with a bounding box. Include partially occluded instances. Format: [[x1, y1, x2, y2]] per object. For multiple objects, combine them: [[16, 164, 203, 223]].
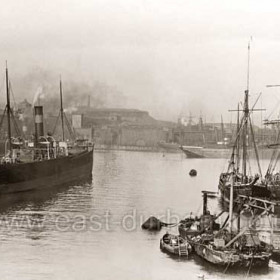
[[0, 1, 280, 279]]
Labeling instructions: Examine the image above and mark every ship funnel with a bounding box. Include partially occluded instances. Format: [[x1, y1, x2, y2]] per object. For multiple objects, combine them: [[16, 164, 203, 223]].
[[34, 106, 44, 144]]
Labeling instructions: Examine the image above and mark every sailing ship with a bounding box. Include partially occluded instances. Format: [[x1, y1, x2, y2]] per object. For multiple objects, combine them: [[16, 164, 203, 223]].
[[218, 93, 271, 202], [0, 65, 94, 194], [218, 44, 273, 202]]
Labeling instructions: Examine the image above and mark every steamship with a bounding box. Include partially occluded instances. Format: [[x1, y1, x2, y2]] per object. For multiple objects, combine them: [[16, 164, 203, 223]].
[[0, 66, 94, 194]]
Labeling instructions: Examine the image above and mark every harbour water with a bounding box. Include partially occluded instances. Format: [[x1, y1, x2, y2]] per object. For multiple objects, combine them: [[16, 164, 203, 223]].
[[0, 151, 280, 280]]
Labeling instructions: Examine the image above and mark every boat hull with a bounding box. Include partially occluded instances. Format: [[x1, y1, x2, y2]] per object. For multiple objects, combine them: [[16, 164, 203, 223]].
[[160, 234, 191, 256], [181, 146, 274, 159], [158, 142, 181, 153], [192, 242, 270, 267], [219, 181, 273, 203], [0, 150, 93, 194]]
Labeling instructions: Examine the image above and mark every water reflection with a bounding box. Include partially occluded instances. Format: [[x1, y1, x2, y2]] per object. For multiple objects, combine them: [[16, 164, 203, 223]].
[[0, 152, 280, 280], [0, 175, 93, 214]]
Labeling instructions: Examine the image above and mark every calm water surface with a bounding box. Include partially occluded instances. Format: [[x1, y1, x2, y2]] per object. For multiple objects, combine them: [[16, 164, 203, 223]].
[[0, 151, 279, 280]]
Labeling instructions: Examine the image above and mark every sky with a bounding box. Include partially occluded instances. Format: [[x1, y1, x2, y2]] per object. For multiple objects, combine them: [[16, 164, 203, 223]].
[[1, 0, 280, 123]]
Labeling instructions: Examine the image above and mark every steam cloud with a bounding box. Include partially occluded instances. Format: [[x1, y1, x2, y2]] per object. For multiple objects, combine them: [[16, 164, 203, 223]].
[[13, 68, 127, 114]]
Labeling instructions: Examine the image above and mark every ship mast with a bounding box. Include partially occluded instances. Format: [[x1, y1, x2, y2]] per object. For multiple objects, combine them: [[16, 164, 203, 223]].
[[242, 42, 251, 179], [60, 77, 65, 141], [236, 103, 240, 172], [5, 62, 12, 155]]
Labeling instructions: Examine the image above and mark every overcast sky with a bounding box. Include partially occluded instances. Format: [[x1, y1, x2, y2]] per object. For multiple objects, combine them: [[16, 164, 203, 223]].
[[1, 0, 280, 123]]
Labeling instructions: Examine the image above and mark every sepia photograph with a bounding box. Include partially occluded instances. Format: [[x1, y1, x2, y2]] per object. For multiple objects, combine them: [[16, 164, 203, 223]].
[[0, 1, 280, 279]]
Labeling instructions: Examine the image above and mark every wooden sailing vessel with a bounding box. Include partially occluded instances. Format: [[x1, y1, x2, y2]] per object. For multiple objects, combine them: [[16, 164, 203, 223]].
[[218, 45, 272, 202], [0, 65, 94, 194]]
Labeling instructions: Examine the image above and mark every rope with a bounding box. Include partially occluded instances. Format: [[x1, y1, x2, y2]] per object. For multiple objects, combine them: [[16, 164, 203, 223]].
[[223, 258, 232, 274], [64, 113, 76, 140], [52, 112, 76, 141], [9, 81, 17, 109], [10, 110, 21, 136], [245, 253, 254, 279], [0, 75, 5, 98], [249, 115, 262, 177], [52, 112, 61, 136], [0, 106, 7, 133]]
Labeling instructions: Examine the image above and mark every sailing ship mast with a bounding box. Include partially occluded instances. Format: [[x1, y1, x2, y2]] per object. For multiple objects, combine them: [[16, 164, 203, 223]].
[[60, 77, 65, 141], [5, 62, 12, 155], [236, 103, 240, 172], [241, 42, 251, 180]]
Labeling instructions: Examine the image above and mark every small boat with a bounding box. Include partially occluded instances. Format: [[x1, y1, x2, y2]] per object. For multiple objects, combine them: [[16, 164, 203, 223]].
[[160, 233, 192, 256]]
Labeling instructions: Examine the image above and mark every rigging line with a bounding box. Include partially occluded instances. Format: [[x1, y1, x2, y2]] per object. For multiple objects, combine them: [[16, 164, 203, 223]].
[[245, 254, 254, 279], [267, 99, 280, 120], [8, 80, 17, 109], [223, 258, 231, 274], [271, 151, 280, 174], [266, 118, 280, 175], [249, 115, 262, 177], [64, 113, 76, 140], [52, 112, 61, 136], [266, 126, 280, 176], [10, 110, 21, 136], [0, 75, 5, 98], [248, 160, 252, 176], [251, 92, 262, 110], [227, 115, 246, 173], [0, 106, 7, 132]]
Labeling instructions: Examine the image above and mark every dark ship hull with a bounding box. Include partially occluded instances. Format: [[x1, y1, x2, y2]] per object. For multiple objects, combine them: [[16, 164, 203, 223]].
[[0, 150, 93, 194], [218, 181, 272, 203]]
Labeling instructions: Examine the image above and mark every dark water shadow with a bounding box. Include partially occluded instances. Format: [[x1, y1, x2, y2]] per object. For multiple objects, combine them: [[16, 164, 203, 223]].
[[191, 253, 272, 277], [0, 175, 93, 215], [160, 247, 195, 263], [272, 253, 280, 264]]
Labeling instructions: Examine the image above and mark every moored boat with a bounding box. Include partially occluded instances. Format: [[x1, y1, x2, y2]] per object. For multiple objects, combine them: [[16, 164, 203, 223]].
[[0, 66, 94, 194], [180, 145, 231, 159], [218, 44, 275, 202], [179, 189, 272, 268], [160, 233, 192, 256], [158, 141, 181, 153]]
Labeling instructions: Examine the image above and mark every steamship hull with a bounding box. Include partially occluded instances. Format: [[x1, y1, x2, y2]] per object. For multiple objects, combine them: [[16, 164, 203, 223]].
[[0, 150, 93, 194]]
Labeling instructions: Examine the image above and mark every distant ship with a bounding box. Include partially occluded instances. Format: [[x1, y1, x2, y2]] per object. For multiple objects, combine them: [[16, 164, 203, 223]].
[[180, 142, 274, 159], [180, 144, 231, 158], [0, 66, 94, 194], [158, 141, 181, 153]]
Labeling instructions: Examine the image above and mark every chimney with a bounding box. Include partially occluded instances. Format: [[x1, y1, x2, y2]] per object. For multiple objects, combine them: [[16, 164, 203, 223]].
[[34, 106, 44, 145], [87, 95, 91, 108]]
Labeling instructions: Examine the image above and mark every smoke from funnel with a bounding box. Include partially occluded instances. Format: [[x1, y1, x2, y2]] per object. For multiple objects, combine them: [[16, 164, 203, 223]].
[[32, 86, 43, 106]]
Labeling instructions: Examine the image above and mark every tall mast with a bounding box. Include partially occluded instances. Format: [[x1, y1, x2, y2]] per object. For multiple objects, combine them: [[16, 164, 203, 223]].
[[60, 77, 65, 141], [242, 42, 251, 179], [229, 172, 234, 233], [5, 62, 12, 154], [242, 90, 249, 177], [236, 103, 240, 172]]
